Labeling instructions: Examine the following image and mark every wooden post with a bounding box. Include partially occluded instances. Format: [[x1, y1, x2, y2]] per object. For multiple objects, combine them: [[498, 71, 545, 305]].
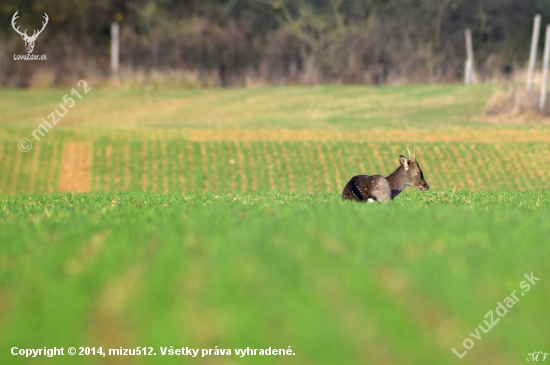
[[464, 29, 474, 85], [111, 22, 119, 77], [539, 25, 550, 110], [527, 14, 542, 90]]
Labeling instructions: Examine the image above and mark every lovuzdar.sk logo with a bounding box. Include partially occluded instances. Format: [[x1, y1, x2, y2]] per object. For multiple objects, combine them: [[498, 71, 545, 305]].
[[11, 10, 48, 61]]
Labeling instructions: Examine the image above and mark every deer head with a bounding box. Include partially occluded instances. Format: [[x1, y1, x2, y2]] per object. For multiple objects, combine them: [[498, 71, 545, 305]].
[[11, 11, 49, 54], [399, 148, 429, 191]]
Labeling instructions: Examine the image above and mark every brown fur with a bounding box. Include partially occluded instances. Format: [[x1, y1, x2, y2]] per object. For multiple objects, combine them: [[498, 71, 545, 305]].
[[341, 175, 392, 202], [342, 153, 429, 202]]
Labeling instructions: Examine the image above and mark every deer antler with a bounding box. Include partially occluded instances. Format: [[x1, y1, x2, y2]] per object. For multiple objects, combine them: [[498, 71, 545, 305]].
[[406, 147, 411, 160], [29, 13, 48, 40], [11, 11, 29, 38], [11, 11, 48, 40]]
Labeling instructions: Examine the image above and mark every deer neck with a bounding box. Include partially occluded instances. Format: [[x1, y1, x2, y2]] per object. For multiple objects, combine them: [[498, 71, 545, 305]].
[[386, 165, 409, 199]]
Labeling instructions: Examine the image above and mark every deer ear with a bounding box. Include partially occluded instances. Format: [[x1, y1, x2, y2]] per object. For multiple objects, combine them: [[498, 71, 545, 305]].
[[399, 155, 409, 171]]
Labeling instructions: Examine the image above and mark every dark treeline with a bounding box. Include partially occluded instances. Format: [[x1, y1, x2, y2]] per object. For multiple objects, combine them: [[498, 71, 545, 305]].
[[1, 0, 550, 87]]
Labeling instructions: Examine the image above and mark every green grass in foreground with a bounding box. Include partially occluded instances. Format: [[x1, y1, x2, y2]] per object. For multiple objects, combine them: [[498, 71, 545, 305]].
[[1, 191, 549, 365]]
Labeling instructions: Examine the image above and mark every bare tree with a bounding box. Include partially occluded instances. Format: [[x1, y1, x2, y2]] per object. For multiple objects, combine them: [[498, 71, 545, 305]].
[[253, 0, 350, 82]]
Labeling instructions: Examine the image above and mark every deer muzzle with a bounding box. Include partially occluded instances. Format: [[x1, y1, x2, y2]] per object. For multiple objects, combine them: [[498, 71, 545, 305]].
[[25, 42, 35, 53]]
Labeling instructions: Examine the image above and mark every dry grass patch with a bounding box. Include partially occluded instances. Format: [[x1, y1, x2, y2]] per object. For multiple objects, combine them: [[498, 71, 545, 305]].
[[58, 143, 93, 193], [483, 88, 550, 124], [186, 128, 550, 143]]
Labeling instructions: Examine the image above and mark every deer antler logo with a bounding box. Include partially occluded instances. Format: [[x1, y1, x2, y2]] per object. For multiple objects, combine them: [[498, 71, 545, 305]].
[[11, 11, 49, 54]]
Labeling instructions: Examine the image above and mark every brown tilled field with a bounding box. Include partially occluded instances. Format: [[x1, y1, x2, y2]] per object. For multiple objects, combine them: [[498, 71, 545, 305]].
[[1, 84, 549, 194], [0, 139, 548, 194], [1, 84, 550, 365]]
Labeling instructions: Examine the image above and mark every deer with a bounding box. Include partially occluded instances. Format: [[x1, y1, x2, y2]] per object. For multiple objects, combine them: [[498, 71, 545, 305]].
[[11, 11, 49, 54], [341, 148, 429, 202]]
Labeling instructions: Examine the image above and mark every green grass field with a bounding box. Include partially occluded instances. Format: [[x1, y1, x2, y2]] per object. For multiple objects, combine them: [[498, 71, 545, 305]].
[[1, 84, 549, 194], [1, 84, 549, 364]]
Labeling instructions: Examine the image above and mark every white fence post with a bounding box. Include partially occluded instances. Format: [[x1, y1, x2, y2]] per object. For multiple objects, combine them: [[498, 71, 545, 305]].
[[539, 25, 550, 110], [464, 29, 474, 85], [111, 22, 120, 77], [527, 14, 542, 90]]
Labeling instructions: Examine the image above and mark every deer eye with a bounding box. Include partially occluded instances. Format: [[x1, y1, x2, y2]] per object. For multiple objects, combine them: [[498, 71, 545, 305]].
[[415, 172, 420, 175]]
